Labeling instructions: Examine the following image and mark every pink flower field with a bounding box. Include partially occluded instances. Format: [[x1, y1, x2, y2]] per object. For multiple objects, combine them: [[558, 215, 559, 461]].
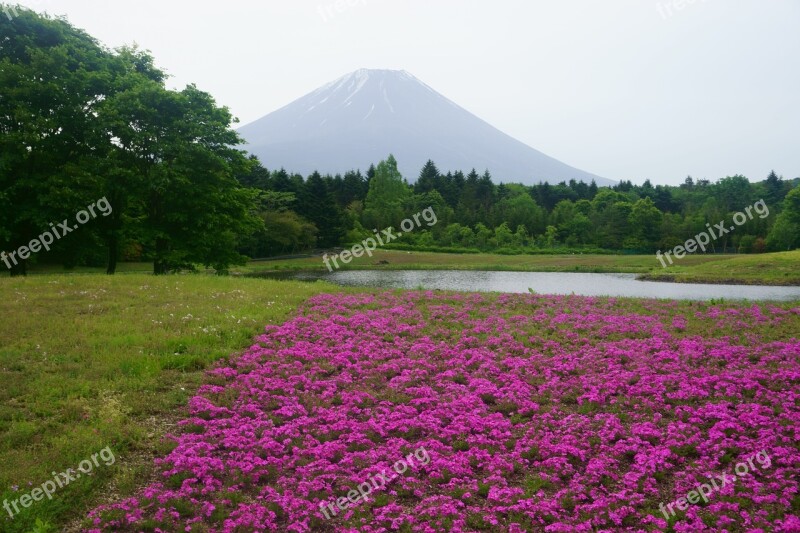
[[88, 292, 800, 532]]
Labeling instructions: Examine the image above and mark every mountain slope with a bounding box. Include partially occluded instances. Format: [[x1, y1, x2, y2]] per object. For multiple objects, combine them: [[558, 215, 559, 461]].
[[238, 69, 613, 185]]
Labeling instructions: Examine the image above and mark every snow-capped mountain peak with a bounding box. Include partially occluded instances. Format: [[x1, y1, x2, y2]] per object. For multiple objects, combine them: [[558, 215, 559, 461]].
[[238, 69, 611, 185]]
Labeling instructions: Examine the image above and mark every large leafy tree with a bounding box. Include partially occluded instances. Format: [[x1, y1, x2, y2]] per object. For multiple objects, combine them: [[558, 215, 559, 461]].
[[93, 46, 169, 274], [628, 197, 663, 251], [491, 186, 545, 235], [105, 82, 259, 274], [0, 8, 114, 274], [1, 9, 260, 275], [767, 187, 800, 251], [715, 175, 753, 214], [234, 188, 318, 258], [363, 154, 410, 230]]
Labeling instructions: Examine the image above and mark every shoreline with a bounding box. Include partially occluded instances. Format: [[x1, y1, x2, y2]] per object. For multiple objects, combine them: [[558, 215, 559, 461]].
[[242, 266, 800, 288]]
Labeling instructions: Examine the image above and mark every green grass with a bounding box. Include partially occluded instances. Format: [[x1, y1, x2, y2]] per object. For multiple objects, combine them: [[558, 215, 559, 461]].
[[8, 262, 154, 275], [640, 250, 800, 285], [12, 249, 800, 286], [239, 250, 734, 274], [0, 274, 340, 532]]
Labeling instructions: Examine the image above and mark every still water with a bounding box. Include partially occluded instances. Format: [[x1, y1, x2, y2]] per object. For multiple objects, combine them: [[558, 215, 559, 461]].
[[261, 270, 800, 301]]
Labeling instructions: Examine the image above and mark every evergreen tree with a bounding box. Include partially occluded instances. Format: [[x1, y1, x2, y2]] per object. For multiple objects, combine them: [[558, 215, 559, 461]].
[[298, 172, 346, 248], [764, 170, 784, 205], [237, 157, 271, 189], [415, 160, 440, 194], [340, 170, 368, 207], [269, 169, 296, 193], [456, 169, 481, 226]]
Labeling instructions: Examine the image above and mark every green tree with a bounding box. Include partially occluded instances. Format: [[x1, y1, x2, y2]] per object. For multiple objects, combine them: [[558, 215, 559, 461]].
[[96, 46, 170, 274], [105, 81, 260, 273], [628, 197, 663, 251], [297, 172, 346, 247], [0, 7, 115, 274], [339, 170, 368, 207], [405, 190, 452, 239], [254, 210, 316, 256], [550, 200, 575, 227], [474, 223, 493, 250], [762, 170, 784, 205], [563, 214, 592, 245], [415, 160, 440, 194], [493, 222, 514, 248], [456, 169, 482, 226], [767, 187, 800, 251], [715, 175, 752, 213], [363, 154, 410, 230], [491, 186, 545, 235], [237, 156, 271, 189], [545, 225, 559, 248], [513, 225, 530, 247]]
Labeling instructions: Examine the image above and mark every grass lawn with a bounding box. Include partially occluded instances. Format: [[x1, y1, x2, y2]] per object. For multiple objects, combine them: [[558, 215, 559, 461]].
[[640, 250, 800, 285], [240, 250, 733, 274], [0, 274, 340, 532], [10, 250, 800, 287]]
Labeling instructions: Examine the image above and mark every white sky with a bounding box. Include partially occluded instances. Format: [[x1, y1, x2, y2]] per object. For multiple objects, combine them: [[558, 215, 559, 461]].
[[12, 0, 800, 185]]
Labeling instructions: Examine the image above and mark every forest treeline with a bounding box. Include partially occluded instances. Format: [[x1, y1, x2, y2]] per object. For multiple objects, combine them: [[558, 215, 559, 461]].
[[238, 157, 800, 258], [1, 8, 799, 276]]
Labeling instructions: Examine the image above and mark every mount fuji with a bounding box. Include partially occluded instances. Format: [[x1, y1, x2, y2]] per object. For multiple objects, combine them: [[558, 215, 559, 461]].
[[238, 69, 612, 186]]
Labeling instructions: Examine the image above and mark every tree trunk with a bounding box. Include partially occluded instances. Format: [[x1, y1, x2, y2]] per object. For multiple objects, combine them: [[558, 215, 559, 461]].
[[106, 233, 118, 275], [153, 237, 169, 275], [105, 190, 125, 275]]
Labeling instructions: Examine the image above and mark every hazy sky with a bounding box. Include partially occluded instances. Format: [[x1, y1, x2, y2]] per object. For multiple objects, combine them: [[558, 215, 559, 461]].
[[13, 0, 800, 185]]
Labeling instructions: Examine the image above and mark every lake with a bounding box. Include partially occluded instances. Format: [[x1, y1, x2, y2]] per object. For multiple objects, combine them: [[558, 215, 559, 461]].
[[255, 270, 800, 301]]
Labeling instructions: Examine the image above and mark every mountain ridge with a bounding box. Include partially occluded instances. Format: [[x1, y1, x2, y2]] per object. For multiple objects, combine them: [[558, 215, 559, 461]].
[[238, 69, 613, 186]]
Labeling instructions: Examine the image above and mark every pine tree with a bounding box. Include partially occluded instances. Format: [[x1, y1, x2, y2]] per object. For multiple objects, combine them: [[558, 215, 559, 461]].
[[298, 172, 346, 248], [415, 160, 440, 194]]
